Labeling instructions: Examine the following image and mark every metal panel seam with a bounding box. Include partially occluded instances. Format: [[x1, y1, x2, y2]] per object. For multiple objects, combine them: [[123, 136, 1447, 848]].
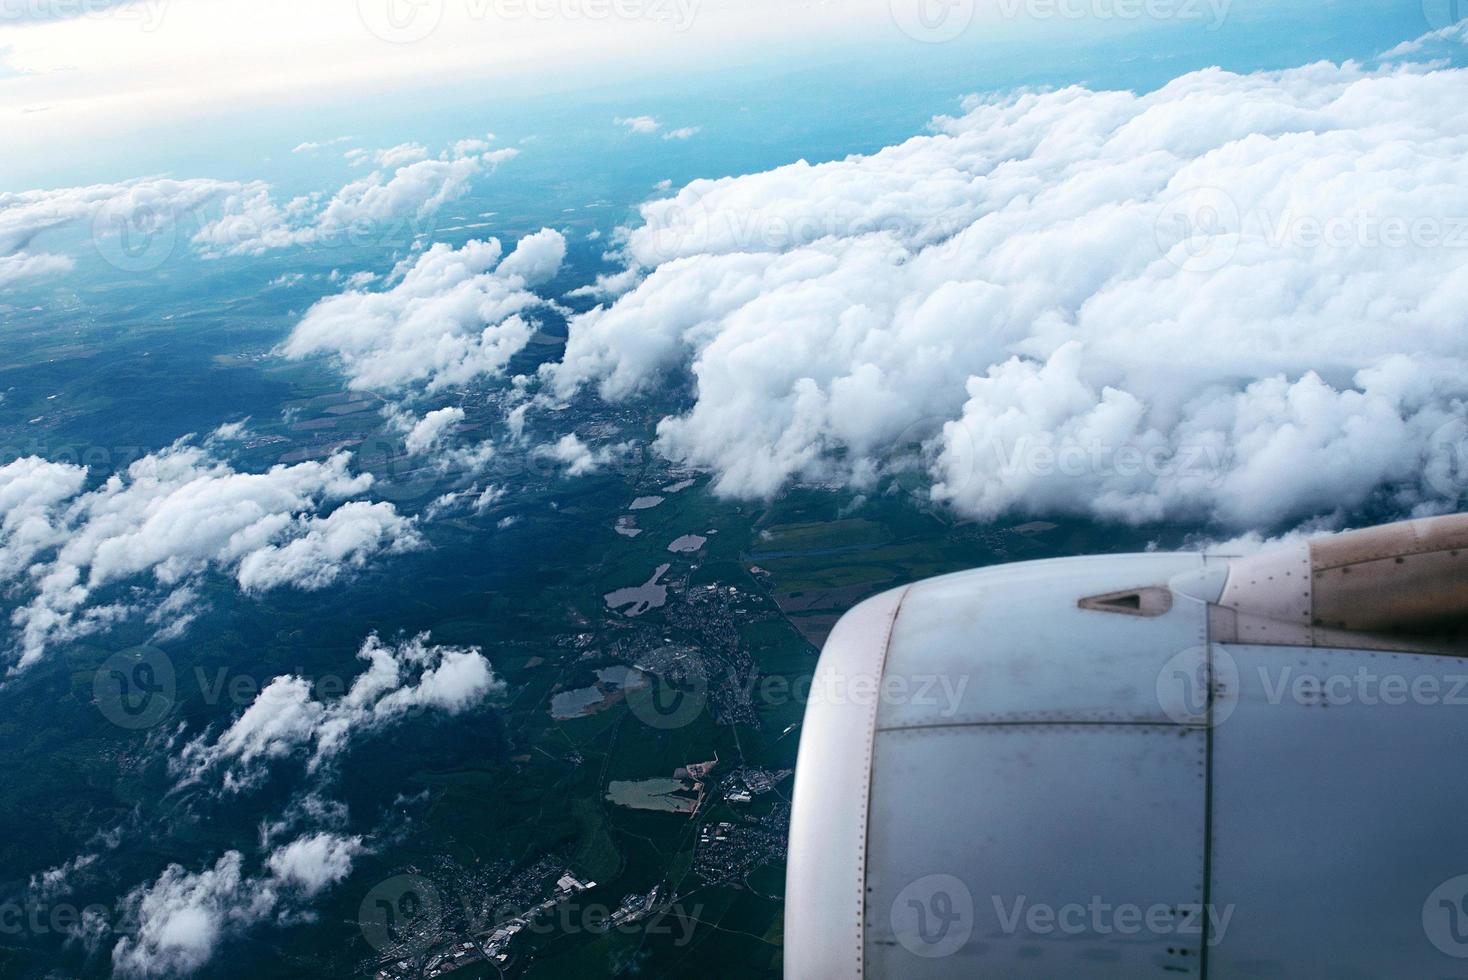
[[857, 585, 911, 979]]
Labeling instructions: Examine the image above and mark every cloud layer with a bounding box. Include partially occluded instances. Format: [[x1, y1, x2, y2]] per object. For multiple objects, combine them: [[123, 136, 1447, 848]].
[[174, 632, 502, 791], [545, 46, 1468, 530], [0, 136, 515, 285], [111, 834, 364, 979], [281, 229, 566, 392], [0, 176, 238, 286], [194, 141, 519, 257], [0, 438, 419, 670]]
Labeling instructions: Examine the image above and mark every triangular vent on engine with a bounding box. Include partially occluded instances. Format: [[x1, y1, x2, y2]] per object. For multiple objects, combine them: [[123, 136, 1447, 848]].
[[1078, 587, 1173, 618]]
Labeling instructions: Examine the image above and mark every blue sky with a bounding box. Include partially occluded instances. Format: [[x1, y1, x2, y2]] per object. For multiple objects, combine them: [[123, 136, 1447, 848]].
[[0, 0, 1447, 191]]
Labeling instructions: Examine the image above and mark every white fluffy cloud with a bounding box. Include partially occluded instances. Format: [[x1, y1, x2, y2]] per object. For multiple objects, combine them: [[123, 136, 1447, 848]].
[[546, 42, 1468, 531], [291, 136, 351, 154], [537, 433, 613, 477], [264, 832, 364, 898], [111, 833, 364, 979], [401, 407, 466, 456], [0, 176, 238, 287], [193, 142, 519, 257], [616, 115, 661, 134], [175, 633, 502, 790], [281, 229, 566, 392], [0, 249, 74, 286], [0, 440, 420, 671], [0, 135, 517, 282], [373, 142, 429, 168]]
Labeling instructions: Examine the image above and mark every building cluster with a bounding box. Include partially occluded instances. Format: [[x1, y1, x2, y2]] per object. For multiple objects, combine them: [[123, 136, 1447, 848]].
[[721, 765, 794, 804], [601, 885, 665, 931], [692, 804, 791, 888]]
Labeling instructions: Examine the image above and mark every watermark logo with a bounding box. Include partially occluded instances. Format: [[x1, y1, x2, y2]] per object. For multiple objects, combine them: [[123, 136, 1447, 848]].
[[91, 197, 181, 274], [354, 432, 446, 503], [890, 416, 957, 502], [94, 645, 175, 730], [357, 0, 698, 43], [891, 874, 974, 958], [1423, 0, 1468, 31], [992, 895, 1232, 944], [1155, 187, 1241, 273], [0, 898, 113, 937], [1424, 874, 1468, 958], [0, 0, 168, 31], [890, 0, 976, 43], [360, 874, 444, 954], [357, 0, 444, 43], [1156, 645, 1238, 727], [1425, 418, 1468, 503], [1257, 666, 1468, 709], [625, 665, 709, 730]]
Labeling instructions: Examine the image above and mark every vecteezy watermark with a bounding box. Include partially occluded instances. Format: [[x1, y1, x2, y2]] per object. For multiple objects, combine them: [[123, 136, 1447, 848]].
[[1155, 187, 1243, 273], [93, 648, 409, 731], [352, 432, 447, 504], [889, 416, 954, 503], [621, 663, 971, 731], [891, 0, 1230, 43], [1156, 646, 1238, 727], [889, 0, 976, 44], [891, 875, 975, 958], [87, 188, 459, 276], [626, 664, 710, 731], [1260, 210, 1468, 251], [882, 422, 1227, 507], [479, 900, 704, 944], [640, 197, 972, 263], [90, 196, 184, 274], [1424, 874, 1468, 958], [1256, 666, 1468, 709], [1425, 418, 1468, 504], [0, 898, 114, 937], [1422, 0, 1468, 32], [1157, 187, 1468, 272], [990, 895, 1234, 945], [1160, 652, 1468, 728], [0, 438, 150, 471], [356, 0, 698, 44], [796, 669, 970, 715], [94, 645, 176, 730], [992, 438, 1228, 488], [360, 874, 445, 955], [0, 0, 169, 30], [357, 0, 444, 43]]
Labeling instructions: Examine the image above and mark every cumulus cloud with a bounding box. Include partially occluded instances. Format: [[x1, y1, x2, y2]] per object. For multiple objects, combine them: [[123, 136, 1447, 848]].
[[374, 142, 429, 168], [281, 229, 566, 392], [0, 176, 237, 287], [0, 441, 420, 671], [0, 249, 73, 286], [264, 833, 364, 897], [29, 852, 99, 902], [232, 501, 420, 592], [0, 133, 518, 279], [401, 407, 466, 456], [616, 115, 661, 134], [174, 633, 502, 790], [111, 833, 364, 979], [663, 126, 701, 141], [537, 434, 611, 476], [291, 136, 352, 154], [194, 142, 518, 257], [544, 42, 1468, 531]]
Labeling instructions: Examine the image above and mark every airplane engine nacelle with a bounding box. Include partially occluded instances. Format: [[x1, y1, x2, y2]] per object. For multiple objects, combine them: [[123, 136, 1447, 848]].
[[785, 515, 1468, 978]]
